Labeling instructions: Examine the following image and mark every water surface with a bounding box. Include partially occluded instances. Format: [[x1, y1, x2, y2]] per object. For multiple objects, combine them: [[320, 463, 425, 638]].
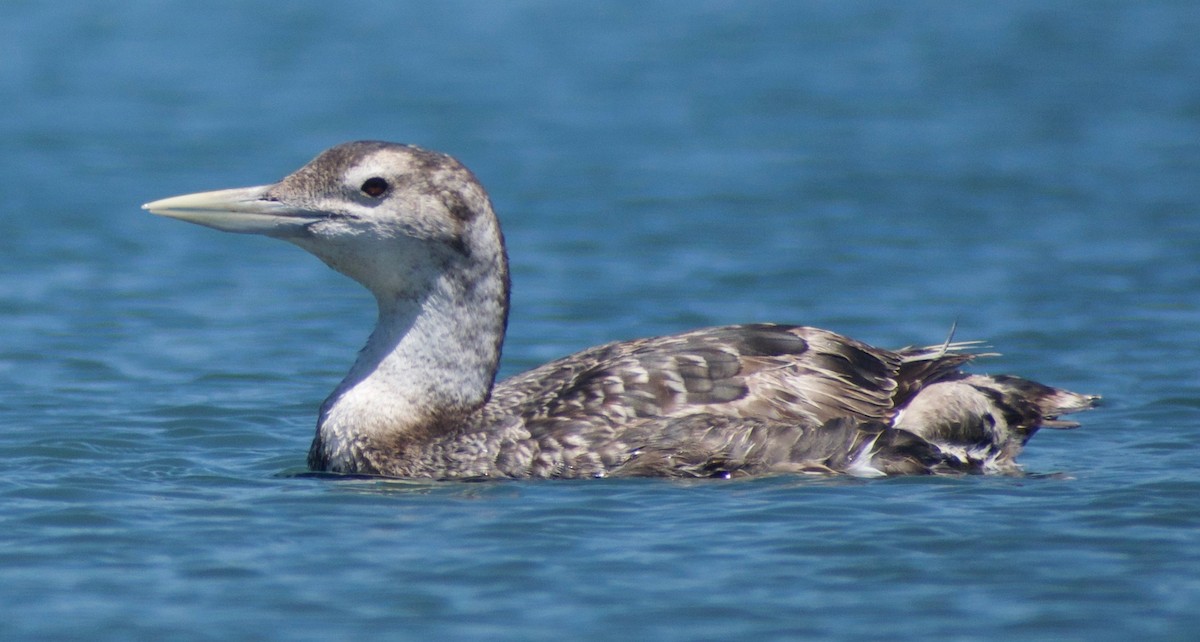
[[2, 2, 1199, 639]]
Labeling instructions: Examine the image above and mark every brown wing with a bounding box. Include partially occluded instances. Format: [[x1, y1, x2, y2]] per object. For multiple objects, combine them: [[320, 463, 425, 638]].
[[490, 323, 972, 433], [477, 323, 1102, 478]]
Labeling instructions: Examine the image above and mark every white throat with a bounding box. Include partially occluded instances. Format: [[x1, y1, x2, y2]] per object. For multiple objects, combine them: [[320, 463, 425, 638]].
[[310, 241, 508, 472]]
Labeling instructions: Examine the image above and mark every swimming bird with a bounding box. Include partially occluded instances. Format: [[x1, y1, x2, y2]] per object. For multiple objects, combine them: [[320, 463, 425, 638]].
[[144, 141, 1098, 479]]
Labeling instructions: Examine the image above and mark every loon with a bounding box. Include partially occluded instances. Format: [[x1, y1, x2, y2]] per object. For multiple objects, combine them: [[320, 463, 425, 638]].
[[143, 141, 1098, 479]]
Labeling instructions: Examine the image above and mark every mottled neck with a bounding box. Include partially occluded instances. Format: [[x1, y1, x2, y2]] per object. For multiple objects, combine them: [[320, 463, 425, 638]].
[[309, 249, 509, 474]]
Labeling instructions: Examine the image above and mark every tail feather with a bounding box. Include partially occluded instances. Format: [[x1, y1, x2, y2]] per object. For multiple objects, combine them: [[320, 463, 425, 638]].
[[891, 343, 978, 410], [892, 373, 1098, 472]]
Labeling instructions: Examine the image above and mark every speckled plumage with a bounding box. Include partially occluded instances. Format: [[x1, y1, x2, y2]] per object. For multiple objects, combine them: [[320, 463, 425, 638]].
[[145, 141, 1098, 479]]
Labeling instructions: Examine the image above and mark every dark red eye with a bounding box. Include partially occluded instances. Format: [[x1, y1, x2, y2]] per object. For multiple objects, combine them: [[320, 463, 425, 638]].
[[361, 177, 389, 198]]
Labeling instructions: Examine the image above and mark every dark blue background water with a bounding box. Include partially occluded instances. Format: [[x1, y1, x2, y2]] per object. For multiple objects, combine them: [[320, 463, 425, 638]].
[[3, 1, 1199, 639]]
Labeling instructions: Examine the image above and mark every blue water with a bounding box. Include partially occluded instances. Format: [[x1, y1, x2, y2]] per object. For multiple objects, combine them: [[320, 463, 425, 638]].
[[2, 1, 1199, 639]]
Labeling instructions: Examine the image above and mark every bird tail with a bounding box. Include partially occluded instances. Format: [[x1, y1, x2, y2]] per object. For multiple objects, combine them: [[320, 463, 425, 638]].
[[892, 373, 1100, 473]]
